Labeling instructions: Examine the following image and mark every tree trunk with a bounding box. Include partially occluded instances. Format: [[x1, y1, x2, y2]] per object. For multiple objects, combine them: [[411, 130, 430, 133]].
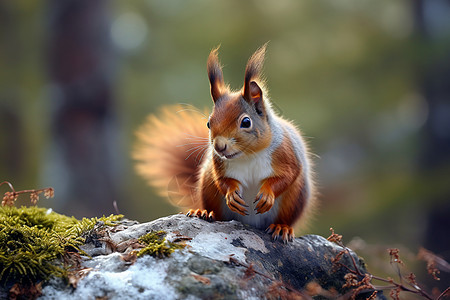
[[46, 0, 122, 217]]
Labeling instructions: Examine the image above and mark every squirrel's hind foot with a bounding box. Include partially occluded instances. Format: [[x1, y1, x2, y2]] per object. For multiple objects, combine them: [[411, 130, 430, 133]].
[[186, 209, 215, 222], [266, 224, 294, 243]]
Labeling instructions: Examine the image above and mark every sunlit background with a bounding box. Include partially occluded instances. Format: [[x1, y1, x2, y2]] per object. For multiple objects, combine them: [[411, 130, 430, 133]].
[[1, 0, 449, 293]]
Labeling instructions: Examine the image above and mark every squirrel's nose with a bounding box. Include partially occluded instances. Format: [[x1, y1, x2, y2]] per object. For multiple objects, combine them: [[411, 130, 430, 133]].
[[214, 142, 227, 154]]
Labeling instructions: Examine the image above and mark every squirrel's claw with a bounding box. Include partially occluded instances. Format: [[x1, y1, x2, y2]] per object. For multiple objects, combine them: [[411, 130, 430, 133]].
[[226, 189, 248, 216], [186, 209, 215, 222], [207, 210, 215, 222], [266, 224, 294, 243], [186, 209, 196, 218], [255, 189, 275, 214], [235, 191, 249, 207]]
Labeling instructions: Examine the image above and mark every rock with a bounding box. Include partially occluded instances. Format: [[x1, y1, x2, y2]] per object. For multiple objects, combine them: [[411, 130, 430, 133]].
[[39, 214, 383, 299]]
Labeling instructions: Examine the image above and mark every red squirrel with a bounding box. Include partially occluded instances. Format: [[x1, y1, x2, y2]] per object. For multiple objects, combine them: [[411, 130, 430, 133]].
[[134, 44, 315, 242]]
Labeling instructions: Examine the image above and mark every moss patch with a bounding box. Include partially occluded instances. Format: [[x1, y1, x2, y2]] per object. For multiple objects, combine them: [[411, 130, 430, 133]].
[[137, 230, 185, 258], [0, 206, 122, 286]]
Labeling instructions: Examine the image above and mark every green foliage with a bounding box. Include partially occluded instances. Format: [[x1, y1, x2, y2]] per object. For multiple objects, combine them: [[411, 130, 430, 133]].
[[137, 230, 184, 258], [0, 225, 65, 284], [66, 214, 124, 238], [0, 206, 123, 286]]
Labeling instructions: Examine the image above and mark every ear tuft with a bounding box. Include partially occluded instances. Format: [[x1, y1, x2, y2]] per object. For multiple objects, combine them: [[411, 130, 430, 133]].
[[207, 46, 226, 103], [244, 43, 268, 87], [243, 43, 268, 105]]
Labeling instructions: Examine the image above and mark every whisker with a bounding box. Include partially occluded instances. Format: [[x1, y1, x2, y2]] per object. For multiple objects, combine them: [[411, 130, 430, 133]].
[[240, 139, 257, 157], [195, 146, 208, 163], [183, 137, 209, 142], [185, 148, 203, 161], [185, 145, 206, 154], [197, 146, 209, 165], [310, 153, 321, 159], [176, 103, 209, 120], [178, 103, 202, 110], [182, 132, 209, 140], [184, 144, 208, 160], [303, 135, 315, 140], [176, 142, 208, 148], [184, 136, 209, 140], [176, 108, 208, 119]]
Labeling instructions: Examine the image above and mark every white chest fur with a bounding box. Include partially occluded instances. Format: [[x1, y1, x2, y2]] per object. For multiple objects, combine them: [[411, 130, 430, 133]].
[[224, 148, 273, 188], [221, 148, 280, 229]]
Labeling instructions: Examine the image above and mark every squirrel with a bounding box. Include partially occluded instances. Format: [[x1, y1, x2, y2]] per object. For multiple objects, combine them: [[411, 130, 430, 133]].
[[133, 44, 315, 242]]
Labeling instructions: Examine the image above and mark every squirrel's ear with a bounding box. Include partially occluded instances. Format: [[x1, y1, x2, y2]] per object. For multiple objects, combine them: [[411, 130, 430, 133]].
[[245, 81, 266, 116], [243, 43, 268, 115], [207, 46, 226, 103], [243, 43, 267, 99]]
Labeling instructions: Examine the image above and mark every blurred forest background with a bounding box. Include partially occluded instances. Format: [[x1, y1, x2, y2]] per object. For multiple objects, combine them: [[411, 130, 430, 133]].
[[1, 0, 449, 292]]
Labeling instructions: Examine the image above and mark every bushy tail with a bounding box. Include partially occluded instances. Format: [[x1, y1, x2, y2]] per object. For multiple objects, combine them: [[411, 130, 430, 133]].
[[133, 105, 210, 208]]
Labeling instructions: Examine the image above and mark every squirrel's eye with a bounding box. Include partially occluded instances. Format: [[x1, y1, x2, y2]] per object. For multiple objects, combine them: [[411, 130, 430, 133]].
[[206, 121, 210, 129], [240, 117, 251, 129]]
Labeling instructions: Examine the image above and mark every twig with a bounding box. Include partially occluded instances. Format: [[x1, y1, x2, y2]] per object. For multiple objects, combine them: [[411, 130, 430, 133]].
[[113, 200, 120, 215], [327, 228, 435, 300], [0, 181, 16, 192], [437, 287, 450, 300], [1, 181, 54, 206]]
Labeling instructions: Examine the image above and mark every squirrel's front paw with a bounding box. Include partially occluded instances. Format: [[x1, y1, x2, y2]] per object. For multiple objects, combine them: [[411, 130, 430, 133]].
[[255, 187, 275, 214], [225, 188, 248, 216], [266, 224, 294, 243]]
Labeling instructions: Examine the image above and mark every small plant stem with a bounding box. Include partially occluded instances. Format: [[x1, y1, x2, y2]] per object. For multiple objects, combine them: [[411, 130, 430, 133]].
[[14, 188, 48, 195], [0, 181, 16, 193], [370, 274, 433, 299], [335, 243, 364, 277], [1, 181, 52, 196], [437, 287, 450, 300], [329, 229, 435, 300]]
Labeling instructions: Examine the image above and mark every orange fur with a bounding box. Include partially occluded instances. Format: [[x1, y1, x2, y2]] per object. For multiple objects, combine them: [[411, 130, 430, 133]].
[[269, 131, 306, 226], [133, 105, 209, 208], [198, 166, 224, 216]]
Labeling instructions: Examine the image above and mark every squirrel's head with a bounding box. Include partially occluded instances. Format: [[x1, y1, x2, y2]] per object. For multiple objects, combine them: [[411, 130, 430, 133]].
[[206, 44, 272, 160]]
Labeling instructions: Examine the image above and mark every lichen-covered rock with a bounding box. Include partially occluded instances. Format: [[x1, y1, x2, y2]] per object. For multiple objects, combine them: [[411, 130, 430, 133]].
[[39, 214, 383, 299]]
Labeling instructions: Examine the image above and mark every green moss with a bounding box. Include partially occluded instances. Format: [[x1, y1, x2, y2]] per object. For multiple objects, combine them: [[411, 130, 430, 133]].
[[0, 206, 123, 286], [137, 230, 185, 258]]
